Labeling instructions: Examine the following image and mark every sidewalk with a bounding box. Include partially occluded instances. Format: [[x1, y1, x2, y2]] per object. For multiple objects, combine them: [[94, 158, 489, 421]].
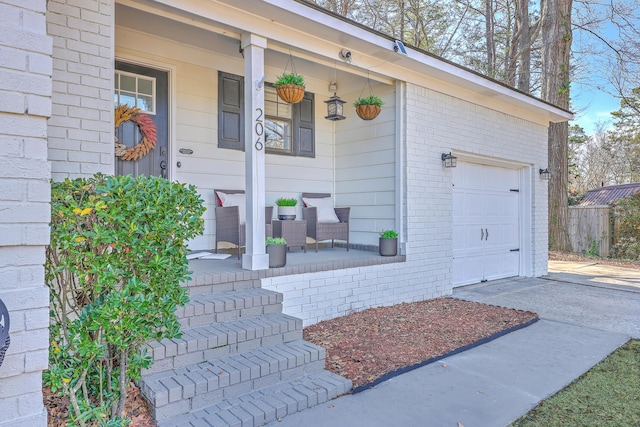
[[267, 265, 639, 427]]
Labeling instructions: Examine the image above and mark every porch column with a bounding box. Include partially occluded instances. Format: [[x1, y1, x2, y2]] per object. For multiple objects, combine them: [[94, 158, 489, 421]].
[[241, 33, 269, 270]]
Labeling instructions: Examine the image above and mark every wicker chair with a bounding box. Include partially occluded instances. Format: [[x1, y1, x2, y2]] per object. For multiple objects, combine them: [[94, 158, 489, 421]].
[[302, 192, 350, 252], [214, 189, 273, 259]]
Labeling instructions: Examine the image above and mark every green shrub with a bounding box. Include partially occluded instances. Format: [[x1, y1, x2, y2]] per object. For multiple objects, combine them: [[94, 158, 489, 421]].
[[266, 237, 286, 245], [379, 229, 398, 239], [274, 73, 305, 87], [354, 95, 384, 107], [44, 174, 205, 426], [275, 197, 297, 206], [610, 194, 640, 260]]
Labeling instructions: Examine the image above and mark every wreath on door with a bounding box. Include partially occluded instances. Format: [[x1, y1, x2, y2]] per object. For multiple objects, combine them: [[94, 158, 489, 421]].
[[114, 104, 157, 161]]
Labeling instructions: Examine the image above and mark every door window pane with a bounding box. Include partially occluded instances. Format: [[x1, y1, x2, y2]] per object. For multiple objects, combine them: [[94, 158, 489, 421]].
[[114, 71, 156, 114]]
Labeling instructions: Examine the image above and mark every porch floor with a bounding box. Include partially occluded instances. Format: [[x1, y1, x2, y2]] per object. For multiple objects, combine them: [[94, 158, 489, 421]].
[[186, 247, 405, 286]]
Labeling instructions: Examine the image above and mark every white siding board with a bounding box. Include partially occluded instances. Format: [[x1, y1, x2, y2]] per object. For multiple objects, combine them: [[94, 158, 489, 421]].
[[116, 29, 337, 249]]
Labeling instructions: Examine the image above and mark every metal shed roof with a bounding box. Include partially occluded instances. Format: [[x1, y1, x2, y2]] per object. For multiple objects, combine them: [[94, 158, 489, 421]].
[[579, 183, 640, 206]]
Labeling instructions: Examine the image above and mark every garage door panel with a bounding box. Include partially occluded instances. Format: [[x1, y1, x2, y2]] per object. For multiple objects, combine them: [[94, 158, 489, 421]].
[[453, 224, 485, 254], [452, 161, 521, 287], [453, 255, 484, 286], [484, 251, 519, 280]]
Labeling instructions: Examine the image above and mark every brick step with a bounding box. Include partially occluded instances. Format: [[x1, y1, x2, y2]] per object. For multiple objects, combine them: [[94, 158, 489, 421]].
[[140, 340, 329, 422], [176, 289, 283, 329], [143, 313, 303, 376], [183, 276, 262, 297], [161, 370, 352, 427]]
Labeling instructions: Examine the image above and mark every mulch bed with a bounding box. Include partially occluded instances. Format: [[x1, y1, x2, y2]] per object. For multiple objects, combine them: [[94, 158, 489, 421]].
[[304, 297, 538, 390]]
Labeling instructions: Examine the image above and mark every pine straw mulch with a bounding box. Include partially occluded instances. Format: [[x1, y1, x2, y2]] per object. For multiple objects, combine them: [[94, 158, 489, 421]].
[[303, 297, 537, 390], [44, 382, 157, 427], [549, 250, 640, 269]]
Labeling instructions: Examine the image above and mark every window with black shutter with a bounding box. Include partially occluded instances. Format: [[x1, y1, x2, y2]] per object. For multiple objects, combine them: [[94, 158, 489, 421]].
[[217, 72, 315, 157]]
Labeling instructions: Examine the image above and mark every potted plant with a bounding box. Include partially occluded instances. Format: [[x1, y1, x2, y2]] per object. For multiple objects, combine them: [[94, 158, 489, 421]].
[[274, 73, 305, 104], [266, 237, 287, 268], [276, 197, 297, 220], [354, 95, 383, 120], [379, 229, 398, 256]]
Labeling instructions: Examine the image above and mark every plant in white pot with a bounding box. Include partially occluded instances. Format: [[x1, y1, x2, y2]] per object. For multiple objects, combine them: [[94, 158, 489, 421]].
[[379, 229, 398, 256], [276, 197, 297, 220], [266, 237, 287, 268]]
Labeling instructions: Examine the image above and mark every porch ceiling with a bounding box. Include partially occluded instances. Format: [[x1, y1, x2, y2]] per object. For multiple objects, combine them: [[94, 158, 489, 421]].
[[117, 0, 572, 123], [115, 3, 380, 89]]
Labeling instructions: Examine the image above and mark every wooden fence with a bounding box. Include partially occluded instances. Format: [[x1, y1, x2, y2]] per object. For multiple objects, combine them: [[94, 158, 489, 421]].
[[568, 205, 611, 257]]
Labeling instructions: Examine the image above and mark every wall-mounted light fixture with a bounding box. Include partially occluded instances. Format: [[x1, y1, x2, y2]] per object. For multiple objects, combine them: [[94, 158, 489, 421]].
[[539, 168, 551, 180], [441, 152, 457, 168]]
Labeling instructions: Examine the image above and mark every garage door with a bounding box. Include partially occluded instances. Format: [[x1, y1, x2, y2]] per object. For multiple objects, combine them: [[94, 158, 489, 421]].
[[452, 162, 520, 286]]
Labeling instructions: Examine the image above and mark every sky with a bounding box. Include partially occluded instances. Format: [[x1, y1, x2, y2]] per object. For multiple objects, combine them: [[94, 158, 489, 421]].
[[568, 14, 634, 136], [571, 83, 620, 135]]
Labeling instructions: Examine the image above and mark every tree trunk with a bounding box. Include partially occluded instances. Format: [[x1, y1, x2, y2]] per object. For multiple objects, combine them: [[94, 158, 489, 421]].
[[516, 0, 531, 92], [485, 0, 495, 76], [541, 0, 573, 251]]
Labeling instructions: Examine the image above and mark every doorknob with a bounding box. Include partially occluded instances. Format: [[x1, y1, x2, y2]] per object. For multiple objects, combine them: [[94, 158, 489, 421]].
[[485, 228, 489, 240], [481, 228, 485, 240], [160, 160, 167, 178]]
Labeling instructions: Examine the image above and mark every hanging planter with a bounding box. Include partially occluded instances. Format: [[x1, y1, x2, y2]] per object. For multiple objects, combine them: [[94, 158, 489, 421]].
[[354, 75, 383, 120], [355, 102, 382, 120], [354, 95, 383, 120], [274, 50, 306, 104], [275, 75, 305, 104]]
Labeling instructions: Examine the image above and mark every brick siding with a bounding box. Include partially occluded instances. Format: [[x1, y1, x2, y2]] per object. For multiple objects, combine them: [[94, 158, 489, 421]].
[[0, 1, 51, 426], [47, 0, 114, 180]]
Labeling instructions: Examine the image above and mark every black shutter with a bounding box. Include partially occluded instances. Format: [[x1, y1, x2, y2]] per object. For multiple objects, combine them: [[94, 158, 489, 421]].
[[218, 72, 244, 150], [294, 92, 315, 158]]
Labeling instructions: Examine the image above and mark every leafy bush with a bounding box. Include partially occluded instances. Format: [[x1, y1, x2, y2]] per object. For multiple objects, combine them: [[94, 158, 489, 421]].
[[354, 95, 384, 107], [610, 193, 640, 260], [266, 237, 286, 245], [379, 229, 398, 239], [274, 73, 305, 87], [44, 174, 205, 426], [275, 197, 297, 206]]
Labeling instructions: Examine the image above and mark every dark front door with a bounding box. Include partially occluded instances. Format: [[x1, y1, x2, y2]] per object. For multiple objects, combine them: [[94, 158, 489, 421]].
[[114, 61, 168, 178]]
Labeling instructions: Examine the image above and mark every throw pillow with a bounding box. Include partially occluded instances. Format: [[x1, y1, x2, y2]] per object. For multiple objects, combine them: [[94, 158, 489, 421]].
[[217, 191, 246, 225], [303, 197, 340, 223]]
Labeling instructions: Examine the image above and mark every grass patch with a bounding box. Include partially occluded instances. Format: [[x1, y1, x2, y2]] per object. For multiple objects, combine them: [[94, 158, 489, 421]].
[[511, 339, 640, 426]]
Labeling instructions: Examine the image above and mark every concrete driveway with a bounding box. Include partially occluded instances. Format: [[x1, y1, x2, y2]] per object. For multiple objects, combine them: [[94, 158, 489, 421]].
[[454, 260, 640, 338]]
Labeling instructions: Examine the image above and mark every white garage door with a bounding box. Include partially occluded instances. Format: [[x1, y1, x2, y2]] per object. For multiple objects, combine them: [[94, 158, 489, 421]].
[[452, 162, 520, 287]]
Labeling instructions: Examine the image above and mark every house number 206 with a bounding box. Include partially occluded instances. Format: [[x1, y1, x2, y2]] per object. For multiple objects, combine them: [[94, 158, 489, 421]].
[[255, 108, 264, 151]]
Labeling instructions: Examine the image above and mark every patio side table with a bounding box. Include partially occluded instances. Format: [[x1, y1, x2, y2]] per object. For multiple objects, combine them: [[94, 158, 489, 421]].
[[273, 220, 307, 253]]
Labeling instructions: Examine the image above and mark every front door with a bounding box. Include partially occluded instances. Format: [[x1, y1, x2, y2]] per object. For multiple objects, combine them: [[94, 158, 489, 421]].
[[114, 61, 168, 178]]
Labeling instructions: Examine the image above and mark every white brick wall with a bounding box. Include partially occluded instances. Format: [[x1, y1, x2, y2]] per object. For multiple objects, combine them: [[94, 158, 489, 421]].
[[264, 83, 549, 326], [47, 0, 114, 180], [0, 1, 51, 426]]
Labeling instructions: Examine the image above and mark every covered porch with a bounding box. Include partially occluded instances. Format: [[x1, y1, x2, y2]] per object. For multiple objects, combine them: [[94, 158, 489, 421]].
[[115, 1, 402, 270], [185, 247, 406, 294]]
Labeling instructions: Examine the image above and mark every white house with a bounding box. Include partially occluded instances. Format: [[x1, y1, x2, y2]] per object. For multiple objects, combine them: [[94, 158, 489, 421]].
[[0, 0, 571, 426]]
